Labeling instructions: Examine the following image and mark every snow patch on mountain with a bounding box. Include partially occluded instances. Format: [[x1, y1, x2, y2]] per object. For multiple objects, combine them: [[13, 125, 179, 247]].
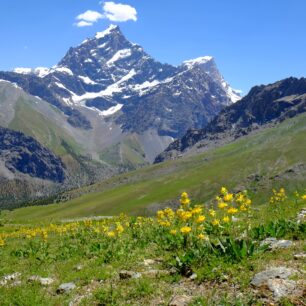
[[107, 49, 132, 66], [72, 69, 137, 103], [183, 56, 213, 68], [221, 81, 241, 103], [13, 68, 32, 74], [95, 24, 118, 39], [52, 66, 73, 76], [0, 79, 23, 90], [100, 103, 123, 116], [13, 67, 50, 78], [78, 76, 97, 85]]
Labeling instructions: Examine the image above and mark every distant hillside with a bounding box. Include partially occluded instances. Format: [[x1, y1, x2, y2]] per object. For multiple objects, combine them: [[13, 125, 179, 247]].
[[155, 77, 306, 162]]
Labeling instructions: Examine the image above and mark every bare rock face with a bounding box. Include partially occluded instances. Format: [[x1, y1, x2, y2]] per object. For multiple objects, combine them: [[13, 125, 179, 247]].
[[28, 275, 55, 286], [251, 267, 302, 300], [0, 272, 21, 287], [119, 270, 142, 279], [0, 127, 65, 183], [169, 295, 193, 306], [260, 237, 293, 250], [57, 282, 76, 294]]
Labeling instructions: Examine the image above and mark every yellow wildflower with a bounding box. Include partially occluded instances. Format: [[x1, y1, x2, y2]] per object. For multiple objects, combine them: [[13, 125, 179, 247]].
[[170, 229, 177, 235], [164, 208, 175, 218], [224, 193, 234, 202], [196, 215, 206, 223], [116, 223, 124, 234], [197, 233, 206, 240], [222, 216, 230, 223], [181, 192, 188, 198], [41, 230, 48, 242], [157, 210, 165, 219], [107, 231, 116, 238], [227, 207, 238, 214], [180, 226, 192, 234], [180, 192, 191, 206], [0, 239, 5, 247], [191, 206, 202, 215], [179, 211, 192, 221], [240, 205, 247, 211], [301, 194, 306, 200], [221, 187, 228, 195], [209, 209, 216, 217], [212, 219, 220, 226], [180, 198, 190, 206], [218, 202, 228, 209]]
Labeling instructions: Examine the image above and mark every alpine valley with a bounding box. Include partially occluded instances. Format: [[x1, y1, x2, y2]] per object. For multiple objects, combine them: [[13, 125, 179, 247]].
[[0, 24, 241, 208]]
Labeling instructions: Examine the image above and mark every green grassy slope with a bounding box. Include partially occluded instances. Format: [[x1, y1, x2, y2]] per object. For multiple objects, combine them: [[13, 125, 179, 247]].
[[99, 135, 148, 169], [4, 112, 306, 222], [9, 98, 81, 156]]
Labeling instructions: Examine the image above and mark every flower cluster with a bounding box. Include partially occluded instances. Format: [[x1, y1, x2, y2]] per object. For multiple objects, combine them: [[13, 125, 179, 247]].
[[156, 187, 253, 245], [157, 192, 207, 241], [0, 217, 129, 247], [270, 188, 287, 204]]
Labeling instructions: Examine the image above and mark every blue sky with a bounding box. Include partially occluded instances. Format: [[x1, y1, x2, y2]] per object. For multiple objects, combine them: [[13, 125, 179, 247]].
[[0, 0, 305, 93]]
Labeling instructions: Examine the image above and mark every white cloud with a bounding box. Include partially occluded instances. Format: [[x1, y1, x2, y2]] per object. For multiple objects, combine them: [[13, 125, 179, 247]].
[[76, 10, 103, 23], [75, 2, 137, 28], [102, 2, 137, 22], [76, 20, 94, 27]]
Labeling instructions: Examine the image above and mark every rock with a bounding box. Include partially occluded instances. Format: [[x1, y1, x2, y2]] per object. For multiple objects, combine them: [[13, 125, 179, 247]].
[[57, 282, 76, 294], [297, 208, 306, 223], [251, 267, 301, 300], [267, 278, 297, 299], [169, 295, 193, 306], [11, 280, 22, 287], [0, 272, 21, 286], [28, 275, 54, 286], [189, 273, 197, 280], [143, 259, 156, 266], [142, 270, 170, 278], [251, 267, 297, 287], [260, 237, 293, 250], [119, 270, 142, 280], [294, 253, 306, 260], [74, 265, 83, 271], [169, 267, 178, 275]]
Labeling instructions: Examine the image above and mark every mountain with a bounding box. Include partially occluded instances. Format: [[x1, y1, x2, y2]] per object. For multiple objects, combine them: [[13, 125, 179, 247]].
[[0, 25, 242, 207], [155, 77, 306, 162], [0, 25, 240, 165]]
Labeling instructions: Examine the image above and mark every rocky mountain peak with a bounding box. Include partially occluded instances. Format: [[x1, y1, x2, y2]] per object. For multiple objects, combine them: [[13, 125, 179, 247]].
[[94, 24, 121, 39]]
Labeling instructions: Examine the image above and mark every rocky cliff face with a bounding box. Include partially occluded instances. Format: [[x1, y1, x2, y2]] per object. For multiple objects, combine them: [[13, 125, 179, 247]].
[[155, 77, 306, 162], [0, 127, 65, 183]]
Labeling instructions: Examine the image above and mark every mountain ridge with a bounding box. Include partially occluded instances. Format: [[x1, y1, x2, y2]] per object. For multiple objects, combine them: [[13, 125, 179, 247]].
[[155, 77, 306, 162]]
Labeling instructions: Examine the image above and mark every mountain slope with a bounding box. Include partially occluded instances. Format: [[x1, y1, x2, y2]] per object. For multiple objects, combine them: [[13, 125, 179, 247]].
[[5, 110, 306, 222], [0, 81, 117, 208], [155, 77, 306, 162]]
